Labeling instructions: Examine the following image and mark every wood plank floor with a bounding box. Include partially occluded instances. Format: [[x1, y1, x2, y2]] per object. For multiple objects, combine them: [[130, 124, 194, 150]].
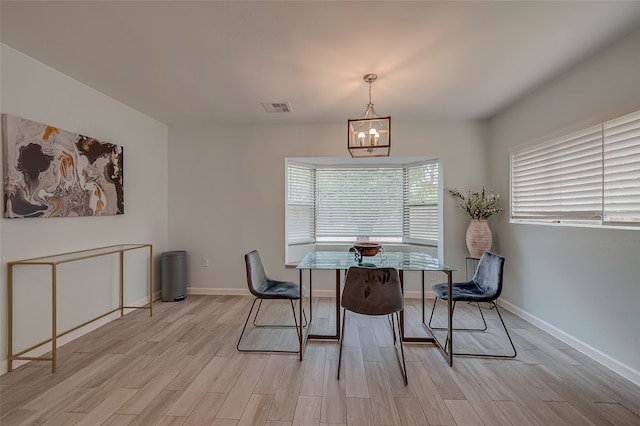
[[2, 294, 639, 425]]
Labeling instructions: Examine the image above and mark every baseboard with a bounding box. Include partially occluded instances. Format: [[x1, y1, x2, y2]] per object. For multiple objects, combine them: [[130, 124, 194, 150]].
[[499, 299, 640, 387], [0, 292, 161, 376], [188, 287, 250, 296]]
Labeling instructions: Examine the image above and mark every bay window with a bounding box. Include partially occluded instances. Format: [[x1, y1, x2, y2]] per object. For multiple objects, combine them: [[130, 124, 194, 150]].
[[286, 158, 441, 263]]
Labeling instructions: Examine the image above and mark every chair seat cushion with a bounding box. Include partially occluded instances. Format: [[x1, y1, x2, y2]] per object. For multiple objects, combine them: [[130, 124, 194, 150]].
[[432, 281, 492, 302], [256, 279, 305, 299]]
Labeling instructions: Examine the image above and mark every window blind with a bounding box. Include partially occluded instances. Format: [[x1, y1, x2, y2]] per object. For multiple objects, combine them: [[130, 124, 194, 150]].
[[511, 125, 603, 221], [604, 110, 640, 225], [404, 162, 439, 245], [315, 167, 404, 241], [286, 164, 315, 244]]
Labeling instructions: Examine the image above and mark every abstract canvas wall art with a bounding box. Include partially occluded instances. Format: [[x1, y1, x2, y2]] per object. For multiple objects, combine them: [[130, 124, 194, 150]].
[[2, 114, 124, 218]]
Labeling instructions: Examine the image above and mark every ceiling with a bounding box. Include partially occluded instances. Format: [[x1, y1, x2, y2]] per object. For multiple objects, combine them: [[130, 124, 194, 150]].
[[2, 1, 640, 126]]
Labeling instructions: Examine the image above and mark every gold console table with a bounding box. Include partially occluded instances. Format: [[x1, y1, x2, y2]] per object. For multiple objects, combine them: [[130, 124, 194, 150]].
[[7, 244, 153, 373]]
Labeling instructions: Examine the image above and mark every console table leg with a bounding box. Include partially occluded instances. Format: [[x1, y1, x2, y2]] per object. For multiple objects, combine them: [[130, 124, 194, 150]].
[[52, 265, 57, 373]]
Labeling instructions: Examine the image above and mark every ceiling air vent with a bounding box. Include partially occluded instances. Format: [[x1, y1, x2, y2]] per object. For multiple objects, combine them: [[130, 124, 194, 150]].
[[261, 102, 292, 113]]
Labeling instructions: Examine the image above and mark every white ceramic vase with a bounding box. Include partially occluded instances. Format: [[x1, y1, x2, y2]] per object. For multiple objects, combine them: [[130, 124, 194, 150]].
[[466, 219, 492, 259]]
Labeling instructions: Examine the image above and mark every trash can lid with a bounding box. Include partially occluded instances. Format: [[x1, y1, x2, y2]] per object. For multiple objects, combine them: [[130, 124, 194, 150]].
[[162, 250, 187, 257]]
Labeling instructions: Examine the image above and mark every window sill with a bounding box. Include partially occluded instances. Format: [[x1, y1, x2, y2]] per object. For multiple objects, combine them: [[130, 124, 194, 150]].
[[510, 219, 640, 231]]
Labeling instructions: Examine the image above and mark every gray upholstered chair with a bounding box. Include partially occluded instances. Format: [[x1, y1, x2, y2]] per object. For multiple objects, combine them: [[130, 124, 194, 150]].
[[338, 266, 407, 385], [237, 250, 306, 354], [428, 251, 516, 358]]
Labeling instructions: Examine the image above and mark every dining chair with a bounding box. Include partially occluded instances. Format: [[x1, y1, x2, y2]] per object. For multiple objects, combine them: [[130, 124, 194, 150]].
[[237, 250, 306, 354], [428, 251, 517, 358], [338, 266, 407, 385]]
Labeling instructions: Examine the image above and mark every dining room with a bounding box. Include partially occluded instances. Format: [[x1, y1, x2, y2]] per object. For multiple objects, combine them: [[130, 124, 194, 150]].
[[1, 1, 640, 425]]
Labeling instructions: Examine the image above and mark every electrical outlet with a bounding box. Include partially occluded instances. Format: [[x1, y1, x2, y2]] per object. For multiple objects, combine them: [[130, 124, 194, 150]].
[[430, 272, 437, 281], [202, 257, 210, 267]]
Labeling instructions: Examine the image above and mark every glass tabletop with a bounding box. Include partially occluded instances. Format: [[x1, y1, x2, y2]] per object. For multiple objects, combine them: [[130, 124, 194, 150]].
[[297, 251, 455, 272]]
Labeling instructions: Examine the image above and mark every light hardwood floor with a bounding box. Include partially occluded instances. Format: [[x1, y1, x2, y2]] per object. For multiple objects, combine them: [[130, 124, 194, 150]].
[[1, 294, 639, 425]]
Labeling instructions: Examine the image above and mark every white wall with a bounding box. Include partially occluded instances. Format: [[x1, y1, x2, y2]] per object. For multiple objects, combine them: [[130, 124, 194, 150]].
[[168, 120, 489, 295], [488, 27, 640, 382], [0, 44, 170, 372]]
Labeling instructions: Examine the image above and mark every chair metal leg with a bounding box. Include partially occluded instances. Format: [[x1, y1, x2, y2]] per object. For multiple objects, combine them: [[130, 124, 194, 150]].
[[391, 311, 408, 386], [429, 299, 488, 332], [288, 299, 309, 340], [442, 301, 458, 350], [428, 296, 438, 328], [298, 300, 308, 328], [252, 298, 265, 326], [475, 302, 488, 331], [237, 298, 260, 352], [430, 299, 517, 359], [388, 314, 397, 345], [490, 303, 517, 358], [339, 309, 407, 385], [337, 308, 347, 380], [252, 299, 307, 328], [237, 297, 307, 354]]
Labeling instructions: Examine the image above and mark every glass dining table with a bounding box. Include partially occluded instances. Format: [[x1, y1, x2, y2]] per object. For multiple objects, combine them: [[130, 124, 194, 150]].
[[296, 251, 456, 366]]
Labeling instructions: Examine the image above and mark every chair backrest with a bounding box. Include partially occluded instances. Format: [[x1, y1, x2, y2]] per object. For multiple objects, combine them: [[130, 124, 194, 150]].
[[341, 266, 403, 316], [472, 252, 505, 298], [245, 250, 268, 297]]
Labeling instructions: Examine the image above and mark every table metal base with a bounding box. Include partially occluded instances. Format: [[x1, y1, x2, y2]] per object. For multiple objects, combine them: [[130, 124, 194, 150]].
[[298, 268, 454, 366]]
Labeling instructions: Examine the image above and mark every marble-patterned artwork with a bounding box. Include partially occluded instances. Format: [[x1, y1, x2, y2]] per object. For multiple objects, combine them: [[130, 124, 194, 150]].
[[2, 114, 124, 218]]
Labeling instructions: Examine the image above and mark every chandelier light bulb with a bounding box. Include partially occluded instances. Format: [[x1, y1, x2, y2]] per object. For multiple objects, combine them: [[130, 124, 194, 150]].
[[369, 128, 379, 146]]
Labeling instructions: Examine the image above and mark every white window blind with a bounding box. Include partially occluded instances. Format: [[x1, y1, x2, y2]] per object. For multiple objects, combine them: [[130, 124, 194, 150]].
[[511, 125, 603, 222], [604, 110, 640, 225], [316, 168, 404, 242], [511, 108, 640, 228], [286, 159, 440, 248], [404, 162, 439, 245], [286, 163, 315, 244]]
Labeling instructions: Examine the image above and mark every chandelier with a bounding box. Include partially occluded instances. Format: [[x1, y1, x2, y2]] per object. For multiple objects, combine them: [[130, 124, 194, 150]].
[[347, 73, 391, 158]]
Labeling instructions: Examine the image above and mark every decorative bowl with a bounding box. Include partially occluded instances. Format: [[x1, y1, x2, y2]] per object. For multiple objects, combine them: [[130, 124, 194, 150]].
[[353, 242, 382, 257]]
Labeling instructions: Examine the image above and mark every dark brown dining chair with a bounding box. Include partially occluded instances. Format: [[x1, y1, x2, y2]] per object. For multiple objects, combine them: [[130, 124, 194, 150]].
[[338, 266, 407, 385], [428, 251, 516, 358], [237, 250, 306, 354]]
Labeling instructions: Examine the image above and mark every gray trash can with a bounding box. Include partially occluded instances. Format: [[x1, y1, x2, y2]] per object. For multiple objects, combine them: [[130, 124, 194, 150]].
[[161, 251, 187, 302]]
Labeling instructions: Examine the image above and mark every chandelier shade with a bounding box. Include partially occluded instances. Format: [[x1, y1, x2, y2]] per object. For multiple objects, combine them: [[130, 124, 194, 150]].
[[348, 73, 391, 158]]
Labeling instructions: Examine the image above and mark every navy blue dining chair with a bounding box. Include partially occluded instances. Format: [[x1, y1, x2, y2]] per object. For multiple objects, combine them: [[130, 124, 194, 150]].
[[237, 250, 306, 354], [428, 252, 516, 358]]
